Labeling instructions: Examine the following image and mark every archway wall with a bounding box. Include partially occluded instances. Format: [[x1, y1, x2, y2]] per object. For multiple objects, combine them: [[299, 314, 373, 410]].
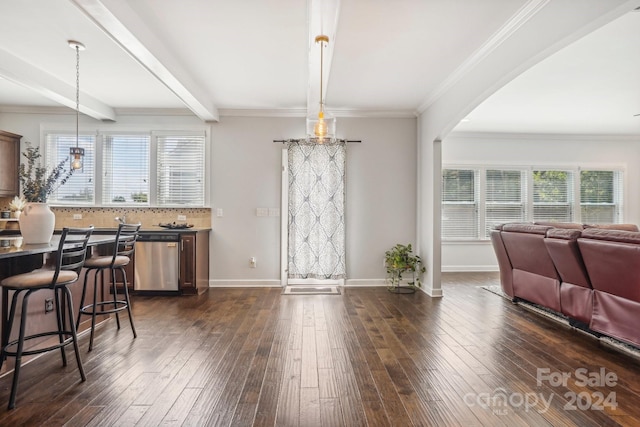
[[416, 0, 640, 296]]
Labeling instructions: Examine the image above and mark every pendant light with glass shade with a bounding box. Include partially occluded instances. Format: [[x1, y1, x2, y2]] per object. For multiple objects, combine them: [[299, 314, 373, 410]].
[[306, 35, 336, 143], [68, 40, 85, 170]]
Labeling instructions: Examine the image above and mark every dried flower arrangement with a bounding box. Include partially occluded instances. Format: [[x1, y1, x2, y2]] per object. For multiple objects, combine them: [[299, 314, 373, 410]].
[[18, 142, 73, 203]]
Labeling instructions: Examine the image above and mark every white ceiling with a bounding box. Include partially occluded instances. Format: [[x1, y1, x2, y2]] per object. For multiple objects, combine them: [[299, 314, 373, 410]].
[[0, 0, 638, 135]]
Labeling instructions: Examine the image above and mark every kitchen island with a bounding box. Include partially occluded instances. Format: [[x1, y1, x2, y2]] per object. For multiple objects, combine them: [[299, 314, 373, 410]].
[[0, 233, 118, 375]]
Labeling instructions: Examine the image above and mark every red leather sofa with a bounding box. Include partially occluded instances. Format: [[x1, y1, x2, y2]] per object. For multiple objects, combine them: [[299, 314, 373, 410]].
[[491, 222, 640, 348]]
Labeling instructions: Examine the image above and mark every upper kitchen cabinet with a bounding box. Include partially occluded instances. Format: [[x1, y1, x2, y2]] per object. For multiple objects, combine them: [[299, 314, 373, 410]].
[[0, 131, 21, 197]]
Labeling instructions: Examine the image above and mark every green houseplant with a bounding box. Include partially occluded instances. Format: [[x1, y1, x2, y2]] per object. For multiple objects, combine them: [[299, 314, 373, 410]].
[[385, 243, 426, 292]]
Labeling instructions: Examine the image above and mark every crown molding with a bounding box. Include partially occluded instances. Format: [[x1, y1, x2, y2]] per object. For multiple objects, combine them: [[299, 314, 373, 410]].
[[447, 131, 640, 141], [417, 0, 550, 114], [218, 108, 417, 119], [0, 105, 418, 120]]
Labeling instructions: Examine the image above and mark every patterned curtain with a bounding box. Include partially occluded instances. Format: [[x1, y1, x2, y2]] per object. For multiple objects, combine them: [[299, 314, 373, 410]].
[[288, 140, 346, 279]]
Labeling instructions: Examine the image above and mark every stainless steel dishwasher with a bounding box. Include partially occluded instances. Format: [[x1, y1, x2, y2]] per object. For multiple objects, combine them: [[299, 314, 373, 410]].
[[134, 233, 180, 292]]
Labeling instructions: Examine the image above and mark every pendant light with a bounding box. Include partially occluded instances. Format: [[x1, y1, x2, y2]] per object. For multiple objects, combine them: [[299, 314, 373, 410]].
[[68, 40, 85, 170], [307, 35, 335, 143]]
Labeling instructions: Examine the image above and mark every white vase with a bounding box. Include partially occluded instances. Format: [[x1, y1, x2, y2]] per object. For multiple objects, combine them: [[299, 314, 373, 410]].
[[19, 203, 55, 244]]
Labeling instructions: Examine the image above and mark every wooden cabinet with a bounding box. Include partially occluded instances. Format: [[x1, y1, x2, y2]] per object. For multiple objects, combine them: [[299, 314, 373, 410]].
[[0, 131, 21, 197], [180, 231, 209, 295]]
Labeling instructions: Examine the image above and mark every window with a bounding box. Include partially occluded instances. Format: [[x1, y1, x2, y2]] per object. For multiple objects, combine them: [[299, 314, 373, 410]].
[[485, 169, 526, 236], [44, 130, 206, 207], [46, 133, 96, 204], [442, 166, 624, 240], [533, 170, 574, 222], [156, 133, 205, 206], [580, 170, 622, 224], [442, 169, 479, 239], [102, 134, 150, 205]]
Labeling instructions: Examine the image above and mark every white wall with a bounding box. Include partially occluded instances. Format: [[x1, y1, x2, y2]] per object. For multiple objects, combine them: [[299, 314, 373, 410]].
[[441, 132, 640, 271], [1, 111, 418, 286], [210, 115, 418, 286]]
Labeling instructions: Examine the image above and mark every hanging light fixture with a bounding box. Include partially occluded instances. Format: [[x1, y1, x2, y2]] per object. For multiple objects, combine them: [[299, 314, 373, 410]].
[[68, 40, 85, 170], [307, 35, 336, 143]]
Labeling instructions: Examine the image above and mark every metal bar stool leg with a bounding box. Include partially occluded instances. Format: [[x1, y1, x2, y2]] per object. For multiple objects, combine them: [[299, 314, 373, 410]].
[[120, 267, 137, 338], [88, 268, 100, 352], [63, 285, 86, 381], [75, 268, 90, 331], [8, 290, 32, 410], [54, 288, 68, 366], [111, 268, 121, 329]]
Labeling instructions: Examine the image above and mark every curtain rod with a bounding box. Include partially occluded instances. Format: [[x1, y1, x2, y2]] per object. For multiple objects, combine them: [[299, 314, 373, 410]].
[[273, 139, 362, 143]]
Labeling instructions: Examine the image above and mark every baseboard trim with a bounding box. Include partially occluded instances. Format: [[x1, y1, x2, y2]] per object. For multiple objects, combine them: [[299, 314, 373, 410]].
[[345, 279, 387, 287], [441, 265, 499, 272], [209, 280, 282, 288]]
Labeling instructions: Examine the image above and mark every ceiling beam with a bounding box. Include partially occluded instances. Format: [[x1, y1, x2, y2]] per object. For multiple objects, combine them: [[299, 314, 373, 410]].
[[0, 48, 116, 121], [70, 0, 219, 122], [307, 0, 341, 116]]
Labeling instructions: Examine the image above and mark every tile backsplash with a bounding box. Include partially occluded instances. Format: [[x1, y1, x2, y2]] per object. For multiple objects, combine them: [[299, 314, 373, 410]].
[[51, 207, 211, 228]]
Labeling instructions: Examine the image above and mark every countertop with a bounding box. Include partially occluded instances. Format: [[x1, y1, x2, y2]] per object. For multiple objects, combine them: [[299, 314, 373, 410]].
[[0, 234, 117, 260]]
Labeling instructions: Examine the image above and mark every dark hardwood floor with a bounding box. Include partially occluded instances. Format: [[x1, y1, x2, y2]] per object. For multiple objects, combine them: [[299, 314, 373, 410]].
[[0, 272, 639, 426]]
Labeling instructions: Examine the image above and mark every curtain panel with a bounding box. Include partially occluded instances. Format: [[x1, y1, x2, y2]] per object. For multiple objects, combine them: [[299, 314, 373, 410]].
[[288, 141, 346, 279]]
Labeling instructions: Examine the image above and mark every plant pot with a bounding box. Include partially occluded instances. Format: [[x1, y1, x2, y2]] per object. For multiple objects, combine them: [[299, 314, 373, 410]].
[[18, 203, 55, 244]]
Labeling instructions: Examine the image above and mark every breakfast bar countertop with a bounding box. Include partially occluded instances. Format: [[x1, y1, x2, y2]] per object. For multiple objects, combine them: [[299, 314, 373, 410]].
[[0, 234, 117, 260]]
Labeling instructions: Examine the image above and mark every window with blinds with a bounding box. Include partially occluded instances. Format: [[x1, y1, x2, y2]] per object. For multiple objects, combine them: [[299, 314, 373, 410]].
[[156, 134, 205, 206], [580, 170, 622, 224], [442, 169, 479, 239], [485, 169, 526, 237], [45, 133, 95, 204], [442, 166, 624, 241], [533, 170, 574, 222], [43, 129, 206, 207], [102, 134, 150, 205]]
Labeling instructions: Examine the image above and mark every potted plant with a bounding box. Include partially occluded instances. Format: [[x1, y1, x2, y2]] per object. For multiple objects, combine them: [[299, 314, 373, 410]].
[[385, 243, 426, 293], [17, 142, 73, 244]]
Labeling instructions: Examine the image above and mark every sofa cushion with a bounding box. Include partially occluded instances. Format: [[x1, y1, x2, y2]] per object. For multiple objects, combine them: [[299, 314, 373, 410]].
[[584, 223, 639, 232], [580, 228, 640, 244], [534, 221, 584, 230]]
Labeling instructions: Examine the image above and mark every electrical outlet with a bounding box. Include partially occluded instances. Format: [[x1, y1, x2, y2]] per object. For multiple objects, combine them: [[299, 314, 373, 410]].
[[256, 208, 268, 217], [216, 208, 224, 217], [73, 213, 82, 220], [45, 298, 54, 313], [177, 214, 187, 221]]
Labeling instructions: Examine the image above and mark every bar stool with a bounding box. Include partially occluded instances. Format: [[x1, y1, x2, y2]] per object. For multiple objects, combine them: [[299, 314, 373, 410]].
[[76, 223, 140, 351], [0, 226, 94, 409]]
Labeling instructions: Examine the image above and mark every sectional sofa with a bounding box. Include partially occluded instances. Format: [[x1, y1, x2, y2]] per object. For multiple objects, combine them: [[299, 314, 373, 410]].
[[491, 222, 640, 348]]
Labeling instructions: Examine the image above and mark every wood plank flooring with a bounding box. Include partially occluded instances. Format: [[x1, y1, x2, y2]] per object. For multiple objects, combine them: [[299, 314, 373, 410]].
[[1, 272, 639, 426]]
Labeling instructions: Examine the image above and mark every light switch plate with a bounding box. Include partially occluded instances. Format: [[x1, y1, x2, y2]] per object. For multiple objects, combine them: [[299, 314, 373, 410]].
[[73, 214, 82, 220], [177, 214, 187, 221], [256, 208, 269, 217], [216, 208, 223, 217], [268, 208, 280, 217]]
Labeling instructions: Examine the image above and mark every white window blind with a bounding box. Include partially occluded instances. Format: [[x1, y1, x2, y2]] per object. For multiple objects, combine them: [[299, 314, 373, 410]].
[[533, 170, 574, 222], [442, 169, 479, 239], [580, 170, 623, 224], [45, 133, 95, 204], [102, 134, 150, 205], [485, 169, 526, 237], [156, 134, 205, 206]]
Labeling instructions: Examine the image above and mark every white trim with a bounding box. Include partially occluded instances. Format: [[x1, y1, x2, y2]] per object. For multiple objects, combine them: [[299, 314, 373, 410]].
[[441, 265, 499, 272], [418, 0, 551, 113], [345, 279, 387, 287], [281, 149, 288, 287], [209, 280, 282, 288], [218, 108, 417, 119], [420, 285, 444, 298], [447, 131, 640, 142]]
